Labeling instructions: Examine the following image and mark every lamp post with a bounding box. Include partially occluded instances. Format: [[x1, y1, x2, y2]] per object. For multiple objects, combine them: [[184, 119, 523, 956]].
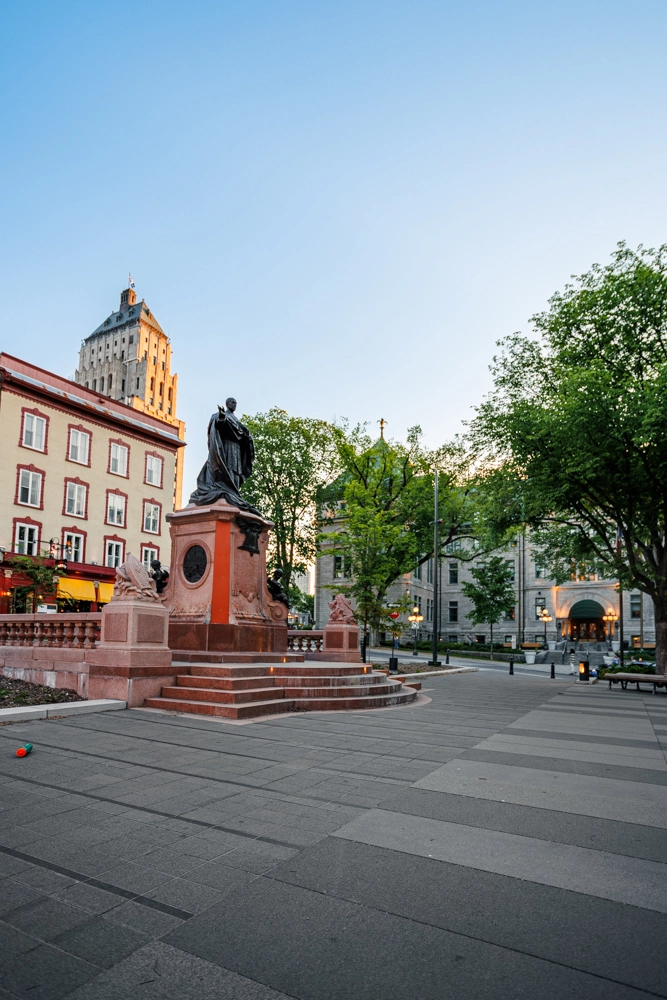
[[48, 538, 69, 576], [539, 608, 552, 647], [428, 470, 441, 667], [602, 608, 619, 648], [408, 605, 424, 656]]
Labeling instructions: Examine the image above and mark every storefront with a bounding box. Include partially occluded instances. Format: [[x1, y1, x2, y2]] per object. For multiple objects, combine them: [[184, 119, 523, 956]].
[[566, 599, 606, 642]]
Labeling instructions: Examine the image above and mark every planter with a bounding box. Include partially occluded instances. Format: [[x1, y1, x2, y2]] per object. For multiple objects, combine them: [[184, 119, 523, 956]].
[[611, 641, 620, 652], [524, 651, 537, 664], [547, 641, 557, 651]]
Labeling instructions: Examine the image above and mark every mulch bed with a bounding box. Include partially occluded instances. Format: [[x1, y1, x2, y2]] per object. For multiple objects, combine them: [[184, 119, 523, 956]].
[[0, 678, 83, 709]]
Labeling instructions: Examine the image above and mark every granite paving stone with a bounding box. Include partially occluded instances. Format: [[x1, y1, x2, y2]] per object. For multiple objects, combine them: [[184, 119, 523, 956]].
[[1, 672, 665, 998]]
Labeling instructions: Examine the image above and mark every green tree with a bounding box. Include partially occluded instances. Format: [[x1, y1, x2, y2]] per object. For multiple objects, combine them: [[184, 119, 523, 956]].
[[472, 242, 667, 673], [461, 556, 516, 656], [241, 408, 340, 593], [10, 555, 60, 613], [322, 426, 473, 638]]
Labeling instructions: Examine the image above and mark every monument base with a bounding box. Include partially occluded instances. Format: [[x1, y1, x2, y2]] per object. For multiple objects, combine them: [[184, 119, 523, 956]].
[[166, 500, 288, 656], [321, 622, 361, 663], [86, 596, 175, 707], [168, 621, 287, 654]]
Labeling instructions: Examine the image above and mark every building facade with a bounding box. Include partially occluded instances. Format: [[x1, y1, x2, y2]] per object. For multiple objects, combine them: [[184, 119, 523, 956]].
[[316, 530, 654, 649], [0, 353, 184, 612], [73, 287, 186, 508]]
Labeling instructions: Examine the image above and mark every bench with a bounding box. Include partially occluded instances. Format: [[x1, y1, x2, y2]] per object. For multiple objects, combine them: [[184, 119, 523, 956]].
[[606, 672, 667, 694]]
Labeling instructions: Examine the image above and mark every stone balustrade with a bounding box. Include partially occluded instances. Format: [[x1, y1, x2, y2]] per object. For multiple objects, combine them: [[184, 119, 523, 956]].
[[0, 614, 101, 649], [287, 630, 324, 653]]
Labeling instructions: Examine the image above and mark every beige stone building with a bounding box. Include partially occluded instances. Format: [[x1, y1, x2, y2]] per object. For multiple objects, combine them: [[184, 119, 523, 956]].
[[0, 353, 184, 612], [73, 286, 186, 509]]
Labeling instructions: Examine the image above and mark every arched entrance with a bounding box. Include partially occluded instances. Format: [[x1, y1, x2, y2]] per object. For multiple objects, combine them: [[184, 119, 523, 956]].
[[568, 600, 606, 642]]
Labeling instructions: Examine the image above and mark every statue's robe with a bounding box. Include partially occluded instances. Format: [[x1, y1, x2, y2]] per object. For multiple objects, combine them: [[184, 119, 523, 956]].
[[189, 410, 260, 513]]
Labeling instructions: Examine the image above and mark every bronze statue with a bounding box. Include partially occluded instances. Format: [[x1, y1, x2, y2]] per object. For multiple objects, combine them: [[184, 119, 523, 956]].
[[189, 398, 260, 513], [150, 559, 170, 595], [267, 568, 289, 609]]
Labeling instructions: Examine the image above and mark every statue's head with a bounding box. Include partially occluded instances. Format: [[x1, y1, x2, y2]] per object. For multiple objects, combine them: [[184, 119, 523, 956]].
[[226, 397, 237, 412], [150, 559, 161, 571], [273, 568, 283, 580]]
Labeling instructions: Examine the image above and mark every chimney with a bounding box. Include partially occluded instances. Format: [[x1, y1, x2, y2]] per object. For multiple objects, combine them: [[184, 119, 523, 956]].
[[120, 288, 137, 308]]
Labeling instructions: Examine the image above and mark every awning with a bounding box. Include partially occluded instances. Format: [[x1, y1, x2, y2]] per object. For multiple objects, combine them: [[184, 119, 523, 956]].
[[57, 578, 96, 601], [57, 579, 115, 602], [569, 600, 606, 619]]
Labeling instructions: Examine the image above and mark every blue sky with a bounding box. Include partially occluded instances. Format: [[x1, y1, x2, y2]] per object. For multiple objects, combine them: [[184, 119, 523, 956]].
[[2, 1, 667, 485]]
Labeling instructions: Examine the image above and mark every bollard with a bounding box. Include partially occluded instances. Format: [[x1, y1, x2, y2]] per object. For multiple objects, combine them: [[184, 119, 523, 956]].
[[445, 648, 450, 665], [16, 743, 33, 758], [550, 661, 555, 679], [509, 657, 514, 675]]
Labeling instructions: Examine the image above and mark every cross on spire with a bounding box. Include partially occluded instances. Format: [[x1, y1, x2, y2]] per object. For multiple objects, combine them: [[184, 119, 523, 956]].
[[378, 417, 387, 439]]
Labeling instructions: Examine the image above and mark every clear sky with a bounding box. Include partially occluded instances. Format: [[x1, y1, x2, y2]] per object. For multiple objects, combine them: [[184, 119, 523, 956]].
[[2, 1, 667, 486]]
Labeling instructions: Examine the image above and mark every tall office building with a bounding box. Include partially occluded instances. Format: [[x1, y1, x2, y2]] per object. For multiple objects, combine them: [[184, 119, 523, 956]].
[[74, 287, 185, 508]]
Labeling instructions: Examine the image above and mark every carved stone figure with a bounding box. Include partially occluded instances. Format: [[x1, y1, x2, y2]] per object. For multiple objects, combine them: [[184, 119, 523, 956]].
[[327, 593, 356, 624], [150, 559, 170, 595], [267, 568, 289, 609], [189, 398, 260, 513], [111, 553, 161, 603]]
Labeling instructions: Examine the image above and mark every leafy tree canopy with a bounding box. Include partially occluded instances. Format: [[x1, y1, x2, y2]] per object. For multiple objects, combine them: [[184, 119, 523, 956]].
[[321, 424, 475, 633], [241, 408, 340, 593], [461, 555, 516, 649], [471, 242, 667, 670]]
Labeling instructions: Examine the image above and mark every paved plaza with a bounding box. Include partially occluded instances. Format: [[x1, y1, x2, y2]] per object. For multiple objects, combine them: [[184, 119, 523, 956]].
[[0, 672, 665, 998]]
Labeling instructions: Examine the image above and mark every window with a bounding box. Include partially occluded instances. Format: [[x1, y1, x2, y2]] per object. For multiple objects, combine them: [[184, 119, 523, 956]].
[[109, 442, 128, 476], [92, 379, 97, 391], [475, 635, 485, 644], [22, 413, 46, 451], [448, 633, 458, 642], [333, 555, 351, 579], [505, 560, 515, 582], [143, 502, 160, 534], [535, 564, 543, 578], [14, 522, 39, 555], [504, 606, 516, 621], [65, 481, 87, 518], [108, 375, 113, 391], [426, 558, 434, 585], [445, 539, 461, 554], [107, 492, 126, 526], [145, 454, 163, 486], [18, 468, 42, 507], [535, 597, 546, 619], [448, 601, 458, 623], [99, 377, 104, 392], [142, 546, 159, 571], [630, 594, 641, 619], [105, 540, 124, 568], [64, 532, 84, 563], [426, 598, 433, 622], [136, 377, 140, 389], [416, 595, 423, 613], [449, 562, 459, 585], [121, 378, 126, 392], [69, 429, 90, 465], [414, 563, 422, 581], [150, 377, 155, 392], [504, 635, 513, 644], [129, 335, 134, 344]]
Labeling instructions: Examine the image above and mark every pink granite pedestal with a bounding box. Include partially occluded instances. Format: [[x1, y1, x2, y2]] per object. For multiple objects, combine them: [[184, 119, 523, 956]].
[[87, 598, 176, 707]]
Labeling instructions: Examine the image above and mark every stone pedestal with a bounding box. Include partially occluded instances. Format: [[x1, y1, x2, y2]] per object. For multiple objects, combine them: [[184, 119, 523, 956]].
[[87, 599, 174, 707], [165, 500, 288, 654], [322, 622, 361, 663]]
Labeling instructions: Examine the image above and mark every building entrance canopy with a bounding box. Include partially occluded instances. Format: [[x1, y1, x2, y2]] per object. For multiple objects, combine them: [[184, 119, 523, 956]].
[[567, 599, 607, 642]]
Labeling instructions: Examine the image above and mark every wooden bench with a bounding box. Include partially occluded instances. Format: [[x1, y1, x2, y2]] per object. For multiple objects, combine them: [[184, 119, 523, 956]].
[[606, 672, 667, 694]]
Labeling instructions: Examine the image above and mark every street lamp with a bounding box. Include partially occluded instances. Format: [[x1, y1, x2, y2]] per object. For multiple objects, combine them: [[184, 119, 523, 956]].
[[48, 538, 68, 575], [539, 607, 552, 647], [602, 608, 619, 646], [408, 605, 424, 656]]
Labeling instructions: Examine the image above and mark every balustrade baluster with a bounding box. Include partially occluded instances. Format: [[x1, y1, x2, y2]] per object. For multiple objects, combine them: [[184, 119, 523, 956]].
[[34, 619, 45, 647], [64, 619, 75, 648]]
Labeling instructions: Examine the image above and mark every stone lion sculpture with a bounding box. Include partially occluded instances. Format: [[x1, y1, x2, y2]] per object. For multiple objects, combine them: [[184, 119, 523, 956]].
[[327, 593, 356, 625]]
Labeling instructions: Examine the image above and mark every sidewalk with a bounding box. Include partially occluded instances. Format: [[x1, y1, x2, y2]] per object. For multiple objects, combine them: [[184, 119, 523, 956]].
[[0, 671, 665, 998]]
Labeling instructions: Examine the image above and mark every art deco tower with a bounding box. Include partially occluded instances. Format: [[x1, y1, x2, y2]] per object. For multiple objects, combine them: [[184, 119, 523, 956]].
[[74, 287, 186, 508]]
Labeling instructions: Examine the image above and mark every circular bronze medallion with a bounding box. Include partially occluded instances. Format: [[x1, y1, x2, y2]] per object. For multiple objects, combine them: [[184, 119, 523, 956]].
[[183, 544, 207, 583]]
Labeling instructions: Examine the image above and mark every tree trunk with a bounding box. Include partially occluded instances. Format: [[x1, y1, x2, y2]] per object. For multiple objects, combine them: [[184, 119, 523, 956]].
[[653, 597, 667, 675]]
